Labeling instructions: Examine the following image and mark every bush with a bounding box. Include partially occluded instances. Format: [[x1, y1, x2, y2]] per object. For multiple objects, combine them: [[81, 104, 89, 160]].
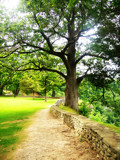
[[90, 112, 107, 122], [89, 101, 120, 127], [78, 102, 90, 117]]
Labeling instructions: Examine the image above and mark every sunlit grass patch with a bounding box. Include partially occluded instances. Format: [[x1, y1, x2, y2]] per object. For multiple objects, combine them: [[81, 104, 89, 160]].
[[98, 122, 120, 133], [0, 97, 57, 159], [59, 104, 78, 114]]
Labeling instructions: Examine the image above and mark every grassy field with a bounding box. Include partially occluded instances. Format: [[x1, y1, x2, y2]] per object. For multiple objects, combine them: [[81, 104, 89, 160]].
[[0, 97, 57, 159]]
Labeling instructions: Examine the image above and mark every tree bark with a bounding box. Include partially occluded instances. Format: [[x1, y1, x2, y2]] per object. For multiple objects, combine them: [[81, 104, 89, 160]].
[[52, 90, 55, 98], [103, 87, 105, 99], [64, 12, 80, 110], [64, 70, 79, 111], [44, 78, 47, 102], [13, 88, 20, 97], [0, 85, 4, 96], [33, 90, 35, 99]]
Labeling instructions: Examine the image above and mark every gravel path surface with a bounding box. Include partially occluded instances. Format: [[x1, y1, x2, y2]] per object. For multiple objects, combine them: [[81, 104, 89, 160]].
[[11, 109, 98, 160]]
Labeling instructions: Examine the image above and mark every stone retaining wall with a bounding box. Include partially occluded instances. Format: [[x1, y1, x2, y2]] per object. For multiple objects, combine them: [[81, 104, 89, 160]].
[[50, 102, 120, 160]]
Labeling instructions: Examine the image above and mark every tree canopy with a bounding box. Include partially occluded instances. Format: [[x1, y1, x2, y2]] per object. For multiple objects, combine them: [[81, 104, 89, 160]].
[[0, 0, 119, 110]]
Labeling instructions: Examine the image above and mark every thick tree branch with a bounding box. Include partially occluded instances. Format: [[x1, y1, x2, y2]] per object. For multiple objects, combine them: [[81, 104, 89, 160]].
[[77, 67, 90, 84], [33, 13, 54, 52], [80, 27, 96, 33], [0, 48, 19, 58], [0, 45, 13, 49], [80, 34, 96, 37], [22, 39, 60, 57], [39, 66, 66, 79], [18, 49, 40, 54], [32, 60, 66, 79], [32, 60, 67, 79], [74, 26, 96, 41], [1, 62, 33, 72], [40, 31, 54, 51], [61, 27, 96, 55], [21, 41, 50, 53], [17, 68, 40, 71], [61, 39, 76, 54], [16, 63, 67, 79], [0, 42, 19, 49], [60, 54, 71, 72], [52, 9, 63, 30], [21, 37, 61, 57], [75, 53, 108, 64], [53, 29, 68, 40], [10, 59, 67, 79]]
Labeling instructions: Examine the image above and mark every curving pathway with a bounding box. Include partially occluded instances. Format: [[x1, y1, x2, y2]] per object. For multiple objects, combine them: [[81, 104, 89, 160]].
[[10, 109, 98, 160]]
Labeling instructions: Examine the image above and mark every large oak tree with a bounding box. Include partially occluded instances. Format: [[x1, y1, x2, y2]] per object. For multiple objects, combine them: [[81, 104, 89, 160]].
[[0, 0, 119, 110]]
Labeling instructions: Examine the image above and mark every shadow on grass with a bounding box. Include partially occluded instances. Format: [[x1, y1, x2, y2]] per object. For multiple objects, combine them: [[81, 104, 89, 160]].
[[0, 122, 24, 159]]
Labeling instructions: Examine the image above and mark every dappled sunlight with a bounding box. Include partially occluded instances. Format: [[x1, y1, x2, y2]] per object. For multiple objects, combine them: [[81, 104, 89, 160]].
[[1, 0, 20, 11]]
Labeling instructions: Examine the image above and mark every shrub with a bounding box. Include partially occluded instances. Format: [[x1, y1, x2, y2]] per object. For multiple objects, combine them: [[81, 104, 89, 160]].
[[89, 112, 107, 122], [89, 101, 120, 127], [78, 102, 90, 117]]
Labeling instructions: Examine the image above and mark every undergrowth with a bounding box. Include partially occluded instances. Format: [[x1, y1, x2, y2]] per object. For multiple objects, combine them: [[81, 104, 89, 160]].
[[59, 101, 120, 134]]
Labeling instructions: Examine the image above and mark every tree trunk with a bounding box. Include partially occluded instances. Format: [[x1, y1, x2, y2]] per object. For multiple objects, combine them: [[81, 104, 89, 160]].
[[13, 89, 20, 97], [33, 90, 35, 99], [0, 85, 4, 96], [103, 87, 105, 99], [52, 90, 55, 98], [64, 72, 79, 111], [44, 78, 47, 102], [64, 9, 79, 110]]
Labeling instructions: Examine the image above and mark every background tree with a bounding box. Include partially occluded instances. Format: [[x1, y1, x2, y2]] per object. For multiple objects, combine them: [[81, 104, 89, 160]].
[[79, 78, 120, 116], [37, 71, 65, 101], [7, 72, 23, 96], [0, 64, 13, 95], [19, 72, 42, 97]]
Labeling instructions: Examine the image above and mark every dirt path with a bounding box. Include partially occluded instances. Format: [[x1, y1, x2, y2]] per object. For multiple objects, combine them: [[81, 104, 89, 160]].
[[10, 109, 98, 160]]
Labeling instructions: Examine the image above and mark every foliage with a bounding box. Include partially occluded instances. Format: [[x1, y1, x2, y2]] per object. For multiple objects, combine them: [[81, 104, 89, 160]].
[[90, 0, 120, 75], [79, 79, 120, 114], [89, 101, 120, 127], [59, 101, 120, 133], [78, 78, 120, 128], [79, 80, 102, 103], [78, 101, 90, 117], [0, 65, 13, 95], [7, 72, 23, 96], [0, 97, 57, 159], [35, 71, 65, 97], [0, 0, 119, 109], [19, 71, 65, 98], [102, 91, 120, 116], [20, 76, 35, 94], [19, 72, 43, 95]]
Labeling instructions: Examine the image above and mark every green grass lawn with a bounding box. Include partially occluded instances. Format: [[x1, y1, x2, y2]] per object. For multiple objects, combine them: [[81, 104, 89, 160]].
[[0, 97, 57, 159]]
